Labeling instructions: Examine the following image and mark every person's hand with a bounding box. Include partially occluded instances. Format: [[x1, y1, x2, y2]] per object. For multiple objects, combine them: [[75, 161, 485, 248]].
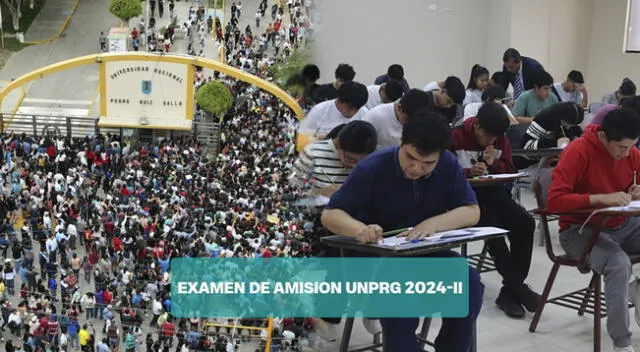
[[598, 192, 632, 207], [354, 224, 382, 244], [557, 137, 570, 148], [483, 146, 497, 166], [469, 162, 487, 177], [628, 185, 640, 200], [507, 100, 516, 109], [398, 224, 436, 241]]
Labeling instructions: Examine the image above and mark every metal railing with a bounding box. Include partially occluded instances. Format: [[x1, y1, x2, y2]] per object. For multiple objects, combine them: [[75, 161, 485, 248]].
[[0, 113, 122, 138]]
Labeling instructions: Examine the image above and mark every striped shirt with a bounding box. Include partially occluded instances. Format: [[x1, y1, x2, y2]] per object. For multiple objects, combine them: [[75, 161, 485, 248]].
[[290, 139, 352, 190]]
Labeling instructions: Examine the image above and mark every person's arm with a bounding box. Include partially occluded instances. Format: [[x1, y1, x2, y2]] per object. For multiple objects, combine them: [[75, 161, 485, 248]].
[[580, 87, 589, 109], [487, 138, 515, 174], [320, 166, 375, 238], [511, 93, 532, 124], [297, 103, 323, 134], [547, 144, 592, 212]]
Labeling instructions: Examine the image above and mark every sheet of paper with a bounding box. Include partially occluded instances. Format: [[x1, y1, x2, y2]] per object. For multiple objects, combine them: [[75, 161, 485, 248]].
[[376, 226, 508, 247], [604, 200, 640, 211], [293, 196, 330, 207], [478, 172, 528, 179]]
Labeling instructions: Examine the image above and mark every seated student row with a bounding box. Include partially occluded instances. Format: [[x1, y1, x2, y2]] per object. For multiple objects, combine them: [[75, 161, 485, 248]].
[[294, 102, 640, 352]]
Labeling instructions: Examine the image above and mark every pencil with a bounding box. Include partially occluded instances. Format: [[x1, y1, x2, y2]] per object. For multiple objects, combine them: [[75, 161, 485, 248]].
[[381, 227, 413, 237], [466, 151, 477, 165], [635, 171, 637, 186], [318, 168, 335, 185], [561, 126, 567, 138]]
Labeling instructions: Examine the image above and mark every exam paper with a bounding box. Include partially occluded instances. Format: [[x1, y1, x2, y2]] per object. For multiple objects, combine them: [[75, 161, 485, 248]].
[[478, 172, 528, 179], [377, 227, 509, 247]]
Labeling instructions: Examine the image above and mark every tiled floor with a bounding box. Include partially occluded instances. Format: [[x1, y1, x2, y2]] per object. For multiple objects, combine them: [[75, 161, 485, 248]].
[[331, 189, 640, 352]]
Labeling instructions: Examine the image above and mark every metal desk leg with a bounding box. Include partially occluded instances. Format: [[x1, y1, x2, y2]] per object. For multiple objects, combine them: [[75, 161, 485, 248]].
[[417, 317, 431, 350], [471, 322, 477, 352], [537, 217, 544, 247], [339, 317, 355, 352], [460, 243, 468, 257]]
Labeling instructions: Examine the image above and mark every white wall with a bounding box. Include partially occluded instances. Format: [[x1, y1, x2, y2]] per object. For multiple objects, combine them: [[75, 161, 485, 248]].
[[585, 0, 640, 101], [312, 0, 632, 102], [312, 0, 490, 88]]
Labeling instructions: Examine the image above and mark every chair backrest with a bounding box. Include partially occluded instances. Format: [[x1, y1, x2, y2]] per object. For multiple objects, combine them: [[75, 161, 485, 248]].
[[533, 167, 564, 262], [533, 167, 554, 208], [588, 102, 604, 114], [506, 123, 530, 151]]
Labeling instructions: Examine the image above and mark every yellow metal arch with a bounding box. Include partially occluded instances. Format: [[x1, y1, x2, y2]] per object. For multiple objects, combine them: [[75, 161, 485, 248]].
[[0, 52, 304, 121]]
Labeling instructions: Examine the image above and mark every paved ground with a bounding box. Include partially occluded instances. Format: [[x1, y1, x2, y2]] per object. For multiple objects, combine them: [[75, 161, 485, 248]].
[[23, 0, 78, 43]]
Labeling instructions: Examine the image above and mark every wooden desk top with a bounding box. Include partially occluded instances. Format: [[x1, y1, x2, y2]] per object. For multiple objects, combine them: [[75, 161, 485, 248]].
[[320, 231, 508, 257]]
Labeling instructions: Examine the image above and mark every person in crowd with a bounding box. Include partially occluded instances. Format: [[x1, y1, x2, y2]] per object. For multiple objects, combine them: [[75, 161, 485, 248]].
[[602, 78, 637, 106], [374, 64, 410, 93], [499, 48, 544, 100], [450, 102, 538, 318], [548, 108, 640, 352], [552, 70, 589, 108], [311, 64, 356, 103], [511, 70, 559, 124], [364, 80, 404, 110], [321, 112, 484, 351], [464, 64, 490, 106], [363, 89, 431, 149]]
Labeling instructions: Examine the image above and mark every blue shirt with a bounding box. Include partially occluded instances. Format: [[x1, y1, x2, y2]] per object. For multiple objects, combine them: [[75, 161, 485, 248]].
[[327, 147, 477, 231]]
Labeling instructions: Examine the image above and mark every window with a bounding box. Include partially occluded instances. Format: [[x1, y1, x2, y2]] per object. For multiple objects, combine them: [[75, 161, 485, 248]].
[[625, 0, 640, 52]]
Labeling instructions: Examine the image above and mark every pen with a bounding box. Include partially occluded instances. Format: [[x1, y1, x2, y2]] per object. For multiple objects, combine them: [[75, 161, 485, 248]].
[[635, 171, 637, 187], [381, 227, 413, 237], [561, 126, 567, 138]]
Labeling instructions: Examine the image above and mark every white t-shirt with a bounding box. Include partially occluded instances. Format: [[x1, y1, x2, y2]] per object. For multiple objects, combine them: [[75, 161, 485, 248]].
[[552, 83, 583, 104], [298, 99, 368, 136], [423, 81, 439, 91], [463, 102, 514, 121], [463, 89, 482, 106], [365, 85, 382, 109], [362, 103, 402, 150]]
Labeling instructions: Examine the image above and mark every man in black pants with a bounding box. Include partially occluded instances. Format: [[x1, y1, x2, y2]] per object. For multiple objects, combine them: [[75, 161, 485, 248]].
[[450, 102, 540, 318]]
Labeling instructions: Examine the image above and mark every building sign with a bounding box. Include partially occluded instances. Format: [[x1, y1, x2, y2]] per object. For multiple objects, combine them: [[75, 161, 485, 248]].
[[103, 61, 191, 127], [108, 27, 129, 52]]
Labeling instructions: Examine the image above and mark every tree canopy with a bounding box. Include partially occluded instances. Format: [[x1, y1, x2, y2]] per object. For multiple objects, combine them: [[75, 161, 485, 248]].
[[196, 81, 234, 117], [109, 0, 142, 25]]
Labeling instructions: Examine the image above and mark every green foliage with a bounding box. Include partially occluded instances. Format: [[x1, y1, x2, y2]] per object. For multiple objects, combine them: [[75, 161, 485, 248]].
[[109, 0, 142, 24], [269, 49, 311, 97], [196, 81, 234, 116], [208, 0, 223, 9], [1, 0, 46, 33]]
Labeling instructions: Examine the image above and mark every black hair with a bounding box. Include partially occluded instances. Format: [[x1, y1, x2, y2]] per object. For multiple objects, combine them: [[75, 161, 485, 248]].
[[336, 120, 378, 155], [402, 110, 451, 154], [491, 71, 505, 83], [398, 89, 430, 115], [383, 80, 404, 102], [324, 124, 346, 140], [602, 108, 640, 141], [387, 64, 404, 80], [620, 96, 640, 113], [337, 81, 368, 110], [531, 70, 553, 89], [480, 84, 507, 102], [443, 76, 466, 104], [567, 70, 584, 84], [334, 64, 356, 82], [466, 64, 490, 90], [476, 102, 510, 136], [502, 48, 521, 63], [620, 78, 637, 96], [537, 102, 584, 126], [301, 64, 320, 82]]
